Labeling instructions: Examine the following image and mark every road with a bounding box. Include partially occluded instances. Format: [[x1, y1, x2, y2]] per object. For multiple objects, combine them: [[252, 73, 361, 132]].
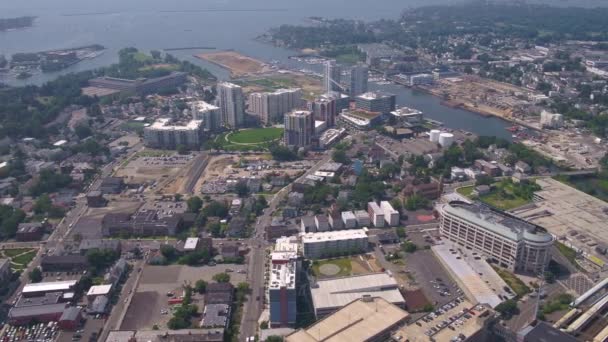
[[239, 154, 332, 340]]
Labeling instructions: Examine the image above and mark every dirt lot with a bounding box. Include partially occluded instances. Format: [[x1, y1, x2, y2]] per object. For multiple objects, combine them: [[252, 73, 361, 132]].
[[195, 51, 270, 77], [115, 153, 196, 194], [120, 264, 247, 330], [238, 72, 323, 98]]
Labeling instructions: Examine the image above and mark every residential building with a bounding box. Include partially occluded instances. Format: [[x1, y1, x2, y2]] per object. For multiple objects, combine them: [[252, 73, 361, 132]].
[[328, 205, 344, 230], [380, 201, 399, 227], [341, 211, 357, 229], [475, 159, 501, 177], [315, 215, 330, 232], [143, 118, 203, 149], [368, 202, 385, 228], [302, 229, 368, 259], [217, 82, 245, 128], [355, 91, 396, 114], [284, 110, 314, 148], [324, 61, 342, 93], [191, 101, 221, 131], [349, 64, 368, 97], [269, 237, 299, 328], [309, 273, 406, 318], [437, 201, 553, 273], [354, 210, 370, 227], [88, 72, 187, 95], [16, 222, 45, 241], [200, 304, 231, 328], [40, 255, 89, 272], [248, 88, 302, 124]]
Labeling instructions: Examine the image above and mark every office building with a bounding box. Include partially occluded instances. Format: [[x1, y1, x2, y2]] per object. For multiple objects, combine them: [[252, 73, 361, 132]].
[[355, 91, 396, 115], [302, 229, 368, 259], [380, 201, 399, 227], [269, 237, 299, 328], [101, 210, 182, 237], [349, 64, 369, 97], [368, 202, 385, 228], [284, 110, 314, 148], [248, 88, 302, 124], [389, 106, 423, 126], [437, 201, 553, 274], [190, 101, 220, 131], [309, 273, 406, 318], [286, 296, 409, 342], [324, 61, 342, 93], [217, 82, 245, 128], [143, 118, 203, 149], [409, 73, 434, 86]]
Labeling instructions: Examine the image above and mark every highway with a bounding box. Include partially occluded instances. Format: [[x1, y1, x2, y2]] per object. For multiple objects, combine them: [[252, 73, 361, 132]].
[[239, 154, 332, 340]]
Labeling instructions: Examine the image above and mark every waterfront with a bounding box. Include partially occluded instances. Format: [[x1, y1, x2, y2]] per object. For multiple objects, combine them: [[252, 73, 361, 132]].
[[0, 0, 557, 139]]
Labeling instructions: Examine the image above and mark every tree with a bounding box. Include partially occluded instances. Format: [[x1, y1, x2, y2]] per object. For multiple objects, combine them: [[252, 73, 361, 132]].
[[213, 273, 230, 283], [235, 181, 249, 197], [187, 196, 203, 213], [332, 149, 350, 164], [265, 337, 284, 342], [174, 194, 183, 202], [160, 245, 178, 260], [151, 50, 162, 60], [86, 248, 119, 271], [260, 321, 269, 329], [176, 144, 188, 155], [29, 267, 42, 283], [495, 299, 519, 319], [402, 241, 418, 253], [74, 124, 92, 139], [395, 227, 406, 239], [194, 279, 207, 294], [203, 201, 229, 218], [475, 175, 494, 186]]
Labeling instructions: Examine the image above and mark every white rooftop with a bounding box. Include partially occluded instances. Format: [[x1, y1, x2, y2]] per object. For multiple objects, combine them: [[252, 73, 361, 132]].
[[311, 273, 405, 311], [302, 229, 367, 244], [368, 202, 383, 214], [23, 280, 78, 294], [53, 140, 67, 147], [184, 237, 199, 250], [270, 260, 297, 290], [191, 100, 219, 112], [87, 284, 112, 296], [149, 118, 203, 131], [272, 236, 299, 261], [390, 106, 423, 117]]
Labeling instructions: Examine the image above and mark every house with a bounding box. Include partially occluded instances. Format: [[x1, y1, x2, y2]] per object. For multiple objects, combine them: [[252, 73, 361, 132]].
[[314, 215, 330, 232], [473, 185, 491, 196], [266, 225, 299, 241], [515, 161, 531, 174], [402, 179, 443, 200], [206, 282, 234, 305], [40, 255, 89, 272], [300, 216, 316, 233]]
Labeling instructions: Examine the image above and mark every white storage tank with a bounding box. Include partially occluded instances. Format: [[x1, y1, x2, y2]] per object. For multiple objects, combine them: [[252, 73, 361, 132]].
[[438, 132, 454, 147], [429, 129, 441, 142]]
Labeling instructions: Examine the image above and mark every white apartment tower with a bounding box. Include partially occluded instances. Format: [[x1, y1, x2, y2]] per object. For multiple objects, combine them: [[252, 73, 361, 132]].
[[190, 101, 220, 132], [248, 88, 302, 124], [217, 82, 245, 128]]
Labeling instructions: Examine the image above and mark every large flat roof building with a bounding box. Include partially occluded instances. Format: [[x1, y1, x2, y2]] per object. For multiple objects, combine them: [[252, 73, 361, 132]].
[[355, 91, 396, 115], [438, 201, 553, 274], [248, 88, 302, 124], [143, 118, 203, 150], [287, 296, 409, 342], [302, 229, 368, 259], [310, 273, 405, 318], [22, 280, 78, 298]]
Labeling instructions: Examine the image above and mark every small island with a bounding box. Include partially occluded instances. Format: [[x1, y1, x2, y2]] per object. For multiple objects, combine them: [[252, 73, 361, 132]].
[[0, 16, 36, 31]]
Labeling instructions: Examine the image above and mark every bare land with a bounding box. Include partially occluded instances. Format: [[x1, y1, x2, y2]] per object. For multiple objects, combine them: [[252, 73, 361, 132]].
[[195, 50, 270, 77]]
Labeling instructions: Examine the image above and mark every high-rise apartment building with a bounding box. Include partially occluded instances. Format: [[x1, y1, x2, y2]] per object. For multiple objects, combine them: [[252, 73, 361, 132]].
[[269, 237, 299, 328], [284, 110, 314, 148], [143, 118, 203, 150], [217, 82, 244, 128], [307, 92, 350, 127], [324, 61, 342, 93], [248, 88, 302, 124], [437, 201, 553, 274], [190, 101, 220, 132], [349, 63, 368, 97]]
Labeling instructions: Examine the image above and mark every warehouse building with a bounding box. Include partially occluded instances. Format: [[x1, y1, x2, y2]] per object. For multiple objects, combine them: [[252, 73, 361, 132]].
[[287, 296, 409, 342], [22, 280, 78, 298], [302, 229, 368, 259], [437, 201, 553, 274], [310, 273, 405, 318]]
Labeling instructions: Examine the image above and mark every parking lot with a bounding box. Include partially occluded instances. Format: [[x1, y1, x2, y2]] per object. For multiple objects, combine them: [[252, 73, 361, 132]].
[[394, 297, 474, 340], [120, 264, 247, 330]]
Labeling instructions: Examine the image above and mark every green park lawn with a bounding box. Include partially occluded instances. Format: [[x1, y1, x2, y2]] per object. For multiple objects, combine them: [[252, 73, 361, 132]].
[[456, 186, 474, 197], [228, 128, 284, 144], [312, 258, 352, 278], [493, 266, 530, 297], [2, 248, 35, 258], [458, 182, 531, 210]]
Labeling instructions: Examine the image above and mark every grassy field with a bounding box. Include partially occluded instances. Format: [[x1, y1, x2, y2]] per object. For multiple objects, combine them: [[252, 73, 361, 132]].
[[555, 242, 578, 266], [456, 186, 475, 197], [3, 248, 35, 258], [228, 128, 284, 144], [493, 266, 530, 297], [312, 258, 352, 278], [333, 52, 364, 65]]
